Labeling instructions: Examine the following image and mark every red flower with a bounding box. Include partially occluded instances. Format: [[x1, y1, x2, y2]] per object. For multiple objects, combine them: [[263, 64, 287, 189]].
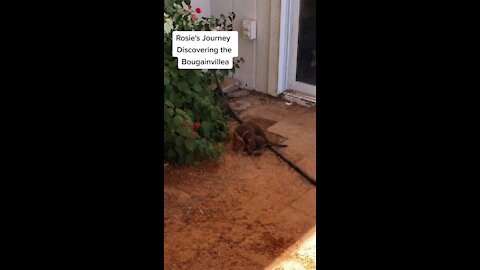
[[192, 130, 198, 136], [193, 121, 201, 129], [196, 8, 201, 13], [191, 14, 197, 21]]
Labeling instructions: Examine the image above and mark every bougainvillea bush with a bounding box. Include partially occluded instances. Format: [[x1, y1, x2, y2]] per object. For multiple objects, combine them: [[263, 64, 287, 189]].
[[164, 0, 242, 165]]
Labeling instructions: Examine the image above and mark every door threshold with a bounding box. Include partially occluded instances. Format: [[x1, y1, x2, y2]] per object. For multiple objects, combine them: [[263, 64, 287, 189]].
[[281, 90, 316, 107]]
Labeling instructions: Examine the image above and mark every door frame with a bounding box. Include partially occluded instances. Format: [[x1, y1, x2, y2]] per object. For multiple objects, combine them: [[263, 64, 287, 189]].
[[277, 0, 316, 96]]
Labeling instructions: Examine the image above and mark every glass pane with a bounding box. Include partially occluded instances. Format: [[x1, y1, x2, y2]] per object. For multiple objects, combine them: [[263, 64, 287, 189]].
[[296, 0, 316, 86]]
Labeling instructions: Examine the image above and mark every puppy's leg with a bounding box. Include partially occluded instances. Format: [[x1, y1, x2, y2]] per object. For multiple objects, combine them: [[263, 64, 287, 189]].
[[238, 143, 246, 156], [232, 136, 239, 151], [232, 133, 243, 152]]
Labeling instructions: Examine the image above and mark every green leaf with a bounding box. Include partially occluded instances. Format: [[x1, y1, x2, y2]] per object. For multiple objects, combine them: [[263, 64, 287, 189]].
[[164, 74, 171, 86], [165, 100, 174, 108], [192, 84, 202, 92], [170, 70, 178, 80], [165, 148, 176, 160], [201, 121, 211, 138], [176, 81, 189, 93], [174, 136, 183, 146], [175, 108, 188, 117], [185, 154, 194, 165], [185, 139, 195, 152], [175, 142, 184, 156], [164, 0, 174, 13], [173, 115, 183, 128], [189, 74, 201, 84], [178, 127, 192, 138], [164, 18, 174, 34], [164, 129, 173, 143]]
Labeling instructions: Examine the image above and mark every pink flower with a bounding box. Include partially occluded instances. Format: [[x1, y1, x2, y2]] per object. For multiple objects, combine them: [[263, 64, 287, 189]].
[[191, 14, 197, 21], [196, 8, 201, 13]]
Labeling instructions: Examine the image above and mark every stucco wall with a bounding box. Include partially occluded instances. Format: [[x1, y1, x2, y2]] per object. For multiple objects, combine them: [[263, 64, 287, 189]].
[[211, 0, 256, 91], [191, 0, 280, 96]]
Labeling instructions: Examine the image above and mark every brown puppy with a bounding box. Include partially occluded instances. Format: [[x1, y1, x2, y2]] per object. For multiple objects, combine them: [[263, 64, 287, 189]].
[[232, 122, 287, 155]]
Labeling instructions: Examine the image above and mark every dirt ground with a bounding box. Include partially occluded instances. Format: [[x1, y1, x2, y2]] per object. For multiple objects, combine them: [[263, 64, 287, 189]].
[[164, 120, 316, 269]]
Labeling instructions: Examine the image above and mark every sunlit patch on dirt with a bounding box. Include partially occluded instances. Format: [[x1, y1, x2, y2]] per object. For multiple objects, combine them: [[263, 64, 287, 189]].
[[265, 226, 316, 270]]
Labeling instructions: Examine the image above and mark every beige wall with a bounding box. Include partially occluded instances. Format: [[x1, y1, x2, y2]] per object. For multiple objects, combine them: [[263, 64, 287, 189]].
[[197, 0, 281, 96]]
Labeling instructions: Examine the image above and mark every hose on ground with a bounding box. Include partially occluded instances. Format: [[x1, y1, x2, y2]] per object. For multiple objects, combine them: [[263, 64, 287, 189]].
[[216, 82, 316, 186]]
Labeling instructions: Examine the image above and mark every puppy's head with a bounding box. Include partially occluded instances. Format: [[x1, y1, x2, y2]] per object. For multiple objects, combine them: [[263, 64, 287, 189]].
[[246, 138, 257, 155], [252, 136, 267, 155], [255, 136, 267, 149]]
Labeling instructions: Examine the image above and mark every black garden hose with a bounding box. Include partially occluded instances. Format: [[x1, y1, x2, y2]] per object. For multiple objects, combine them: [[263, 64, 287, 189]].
[[216, 82, 316, 186]]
